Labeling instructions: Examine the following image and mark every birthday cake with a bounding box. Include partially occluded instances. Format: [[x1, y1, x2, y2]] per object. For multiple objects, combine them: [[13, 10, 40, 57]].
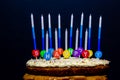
[[23, 13, 110, 80], [24, 58, 110, 80]]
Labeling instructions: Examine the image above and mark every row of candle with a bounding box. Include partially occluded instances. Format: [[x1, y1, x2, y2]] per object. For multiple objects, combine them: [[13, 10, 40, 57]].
[[30, 13, 102, 60]]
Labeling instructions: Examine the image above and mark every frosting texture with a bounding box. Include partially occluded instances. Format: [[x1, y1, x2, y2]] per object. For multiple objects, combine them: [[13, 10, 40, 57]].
[[26, 57, 110, 67]]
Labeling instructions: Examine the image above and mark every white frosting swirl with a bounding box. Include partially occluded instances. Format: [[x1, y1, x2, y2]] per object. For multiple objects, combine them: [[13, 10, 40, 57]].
[[26, 57, 110, 67]]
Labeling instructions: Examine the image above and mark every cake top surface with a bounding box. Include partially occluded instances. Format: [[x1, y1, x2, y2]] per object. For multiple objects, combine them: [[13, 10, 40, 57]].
[[26, 57, 110, 67]]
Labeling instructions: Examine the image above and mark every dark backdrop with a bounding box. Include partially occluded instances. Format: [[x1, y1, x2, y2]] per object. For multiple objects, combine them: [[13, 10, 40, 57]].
[[0, 0, 120, 80]]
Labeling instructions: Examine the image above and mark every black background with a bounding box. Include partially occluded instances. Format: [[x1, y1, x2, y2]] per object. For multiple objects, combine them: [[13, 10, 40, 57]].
[[0, 0, 120, 80]]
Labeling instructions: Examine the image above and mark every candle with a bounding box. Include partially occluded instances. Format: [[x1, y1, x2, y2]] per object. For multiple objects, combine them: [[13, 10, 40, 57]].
[[84, 29, 88, 50], [75, 28, 79, 49], [88, 14, 92, 50], [57, 14, 64, 55], [31, 13, 40, 59], [40, 15, 46, 58], [58, 14, 61, 48], [47, 14, 54, 56], [55, 28, 58, 50], [44, 31, 52, 60], [65, 29, 68, 50], [31, 13, 37, 50], [72, 28, 81, 57], [53, 28, 61, 58], [48, 14, 52, 48], [77, 13, 84, 56], [68, 14, 74, 55], [81, 29, 89, 58], [46, 31, 48, 52], [98, 16, 102, 51], [87, 14, 93, 57], [79, 12, 84, 48], [63, 28, 70, 59], [95, 16, 103, 58], [69, 14, 73, 48], [41, 15, 45, 50]]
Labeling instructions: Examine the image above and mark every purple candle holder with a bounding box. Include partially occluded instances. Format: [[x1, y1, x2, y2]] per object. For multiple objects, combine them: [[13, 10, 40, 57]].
[[72, 50, 81, 57]]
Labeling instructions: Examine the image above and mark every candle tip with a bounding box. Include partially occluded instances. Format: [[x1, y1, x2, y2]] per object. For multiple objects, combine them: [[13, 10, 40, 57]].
[[89, 14, 92, 28], [55, 28, 57, 32], [70, 14, 74, 27], [90, 14, 92, 17], [71, 14, 73, 19], [31, 13, 34, 27], [86, 29, 88, 32], [65, 28, 67, 31], [48, 13, 51, 28], [41, 14, 43, 17], [58, 14, 61, 28], [81, 12, 84, 16], [81, 12, 84, 26], [41, 15, 43, 19], [41, 14, 44, 29], [31, 13, 33, 18], [99, 16, 102, 21], [46, 31, 48, 34], [48, 13, 51, 18], [77, 28, 79, 32], [99, 16, 102, 27], [71, 13, 73, 16], [100, 16, 102, 19]]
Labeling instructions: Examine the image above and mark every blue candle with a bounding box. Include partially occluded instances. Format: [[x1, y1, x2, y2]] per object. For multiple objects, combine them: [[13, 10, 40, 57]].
[[69, 14, 73, 48], [48, 14, 52, 48], [31, 13, 37, 50], [95, 16, 102, 58], [79, 13, 84, 48], [98, 16, 102, 51], [88, 14, 92, 50], [41, 15, 45, 50], [58, 14, 61, 48]]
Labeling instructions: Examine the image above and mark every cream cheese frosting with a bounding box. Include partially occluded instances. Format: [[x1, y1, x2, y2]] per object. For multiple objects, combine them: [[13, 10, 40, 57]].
[[26, 57, 110, 67]]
